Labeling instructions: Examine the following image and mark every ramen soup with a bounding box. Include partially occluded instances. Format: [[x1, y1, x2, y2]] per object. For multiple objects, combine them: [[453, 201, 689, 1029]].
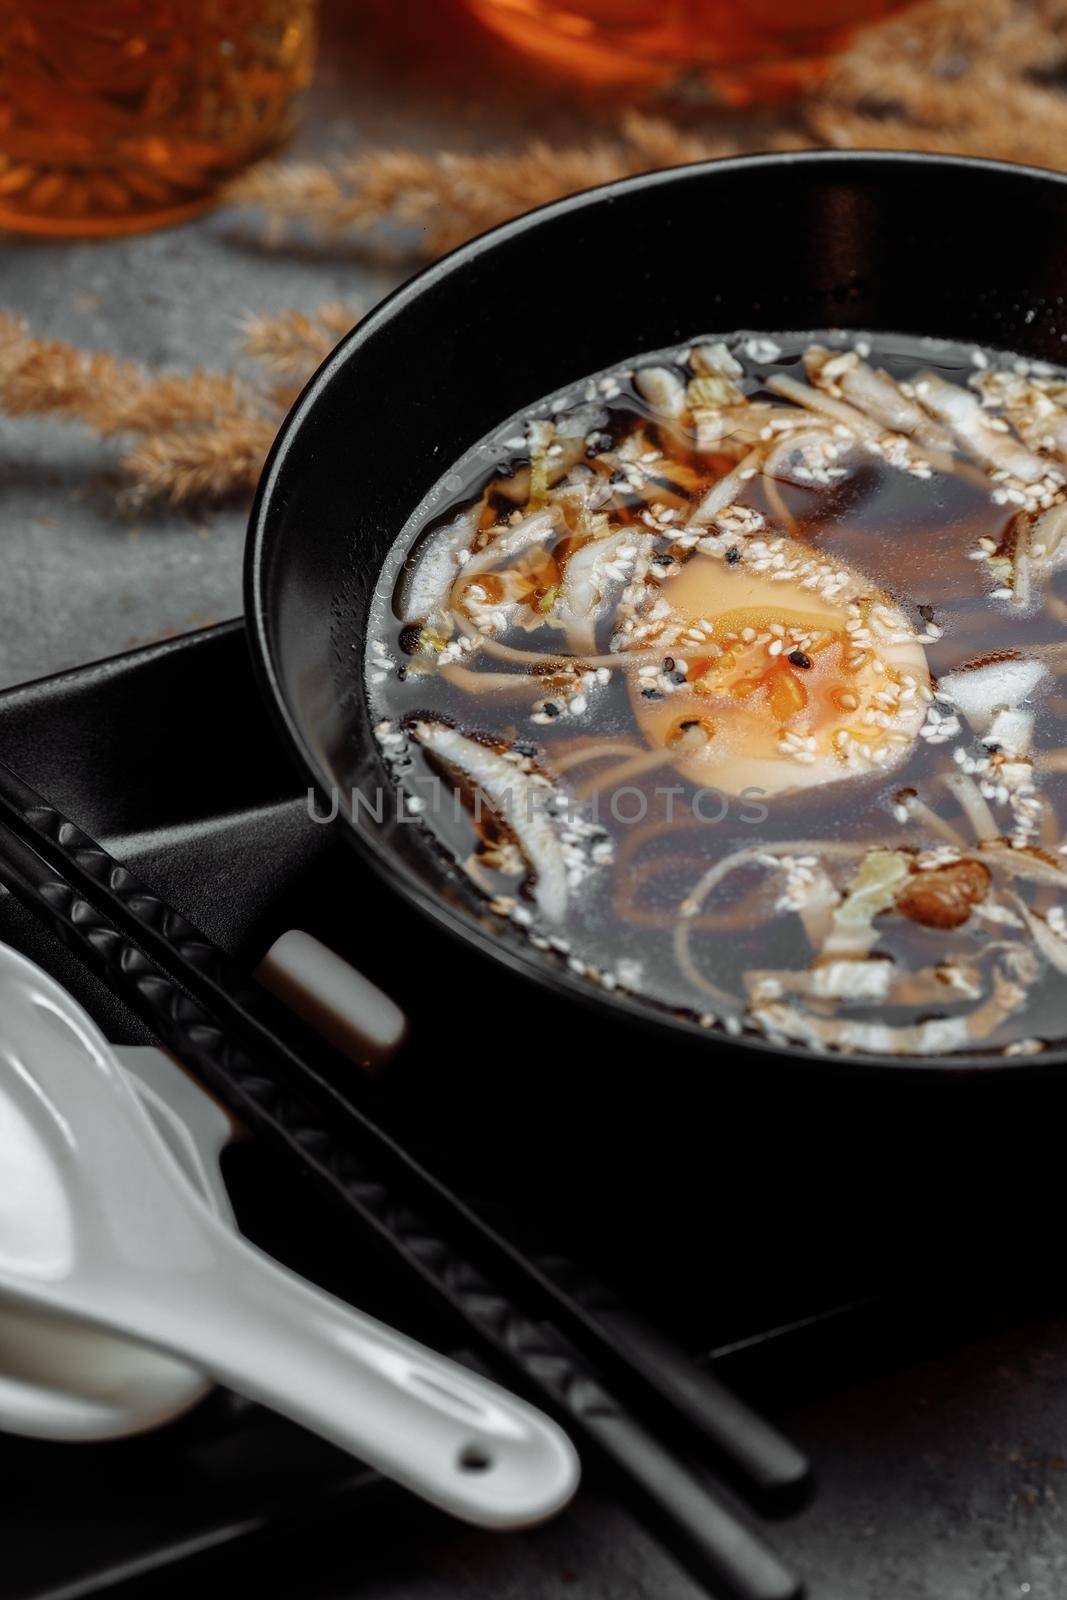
[[367, 331, 1067, 1057]]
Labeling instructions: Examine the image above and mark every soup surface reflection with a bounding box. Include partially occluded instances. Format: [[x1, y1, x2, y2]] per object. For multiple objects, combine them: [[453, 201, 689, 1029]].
[[367, 331, 1067, 1057]]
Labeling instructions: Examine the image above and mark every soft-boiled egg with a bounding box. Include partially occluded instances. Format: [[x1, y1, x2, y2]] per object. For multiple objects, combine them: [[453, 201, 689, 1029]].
[[632, 534, 931, 797]]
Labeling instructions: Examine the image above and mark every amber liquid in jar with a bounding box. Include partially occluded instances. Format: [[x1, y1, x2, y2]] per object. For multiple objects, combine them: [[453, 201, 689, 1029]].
[[0, 0, 315, 236], [464, 0, 916, 102]]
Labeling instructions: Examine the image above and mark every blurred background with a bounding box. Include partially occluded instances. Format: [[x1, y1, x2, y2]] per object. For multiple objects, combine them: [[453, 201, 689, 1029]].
[[0, 0, 1041, 688], [0, 1, 927, 236]]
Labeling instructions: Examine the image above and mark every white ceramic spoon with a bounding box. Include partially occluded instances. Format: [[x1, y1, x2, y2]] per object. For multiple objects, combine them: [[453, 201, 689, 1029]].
[[0, 922, 408, 1444], [0, 947, 579, 1528], [0, 1044, 231, 1441]]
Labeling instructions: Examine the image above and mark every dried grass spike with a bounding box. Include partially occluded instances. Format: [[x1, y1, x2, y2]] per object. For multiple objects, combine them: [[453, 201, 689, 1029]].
[[241, 300, 361, 378]]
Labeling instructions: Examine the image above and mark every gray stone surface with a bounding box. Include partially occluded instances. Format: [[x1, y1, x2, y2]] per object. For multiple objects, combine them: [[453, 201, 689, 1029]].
[[1, 4, 1065, 1597]]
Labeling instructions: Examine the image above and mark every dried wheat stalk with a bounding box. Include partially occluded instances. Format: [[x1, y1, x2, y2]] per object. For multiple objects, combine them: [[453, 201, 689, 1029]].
[[226, 112, 744, 258], [240, 299, 358, 378], [0, 312, 258, 436], [0, 303, 359, 503], [122, 414, 281, 505], [811, 0, 1067, 164]]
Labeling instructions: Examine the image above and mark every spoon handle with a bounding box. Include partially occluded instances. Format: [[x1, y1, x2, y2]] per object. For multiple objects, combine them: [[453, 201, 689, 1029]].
[[143, 1230, 578, 1530]]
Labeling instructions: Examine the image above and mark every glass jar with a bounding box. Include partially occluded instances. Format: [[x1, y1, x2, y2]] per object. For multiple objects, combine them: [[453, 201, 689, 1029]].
[[0, 0, 316, 236], [464, 0, 917, 104]]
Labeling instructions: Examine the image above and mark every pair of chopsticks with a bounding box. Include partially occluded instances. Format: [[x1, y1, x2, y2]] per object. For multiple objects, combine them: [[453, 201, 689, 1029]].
[[0, 753, 807, 1600]]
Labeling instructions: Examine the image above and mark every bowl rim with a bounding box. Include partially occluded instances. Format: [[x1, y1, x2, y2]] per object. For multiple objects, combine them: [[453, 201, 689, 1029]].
[[246, 147, 1067, 1077]]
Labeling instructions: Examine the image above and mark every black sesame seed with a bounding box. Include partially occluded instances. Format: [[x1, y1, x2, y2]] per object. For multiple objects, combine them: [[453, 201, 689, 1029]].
[[725, 547, 741, 565], [663, 657, 675, 671], [513, 741, 538, 757], [396, 666, 407, 682], [542, 701, 561, 718], [788, 650, 812, 669], [641, 688, 665, 701], [670, 670, 687, 684], [652, 553, 674, 567], [918, 603, 936, 623], [398, 624, 424, 655]]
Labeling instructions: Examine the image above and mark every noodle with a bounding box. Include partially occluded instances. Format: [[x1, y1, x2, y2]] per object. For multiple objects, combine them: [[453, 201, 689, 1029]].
[[368, 329, 1067, 1057]]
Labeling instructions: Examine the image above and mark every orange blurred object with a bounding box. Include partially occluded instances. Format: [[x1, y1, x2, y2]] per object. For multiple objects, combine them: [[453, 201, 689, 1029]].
[[0, 0, 315, 236], [463, 0, 917, 102]]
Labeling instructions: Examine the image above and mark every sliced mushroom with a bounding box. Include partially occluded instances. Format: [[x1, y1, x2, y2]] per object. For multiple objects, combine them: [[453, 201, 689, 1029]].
[[411, 721, 569, 921]]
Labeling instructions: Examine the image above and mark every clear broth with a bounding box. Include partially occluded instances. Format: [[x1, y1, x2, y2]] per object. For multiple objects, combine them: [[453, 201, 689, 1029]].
[[367, 331, 1067, 1058]]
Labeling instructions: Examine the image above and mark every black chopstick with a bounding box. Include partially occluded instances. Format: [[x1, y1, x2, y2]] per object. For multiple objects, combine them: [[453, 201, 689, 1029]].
[[0, 800, 801, 1600], [532, 1251, 809, 1502], [0, 754, 808, 1503]]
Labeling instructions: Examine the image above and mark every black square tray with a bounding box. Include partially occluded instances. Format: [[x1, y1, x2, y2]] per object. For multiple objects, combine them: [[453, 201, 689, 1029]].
[[2, 621, 1062, 1599]]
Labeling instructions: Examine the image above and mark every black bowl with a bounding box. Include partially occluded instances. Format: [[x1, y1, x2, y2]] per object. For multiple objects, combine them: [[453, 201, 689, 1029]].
[[246, 150, 1067, 1079]]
